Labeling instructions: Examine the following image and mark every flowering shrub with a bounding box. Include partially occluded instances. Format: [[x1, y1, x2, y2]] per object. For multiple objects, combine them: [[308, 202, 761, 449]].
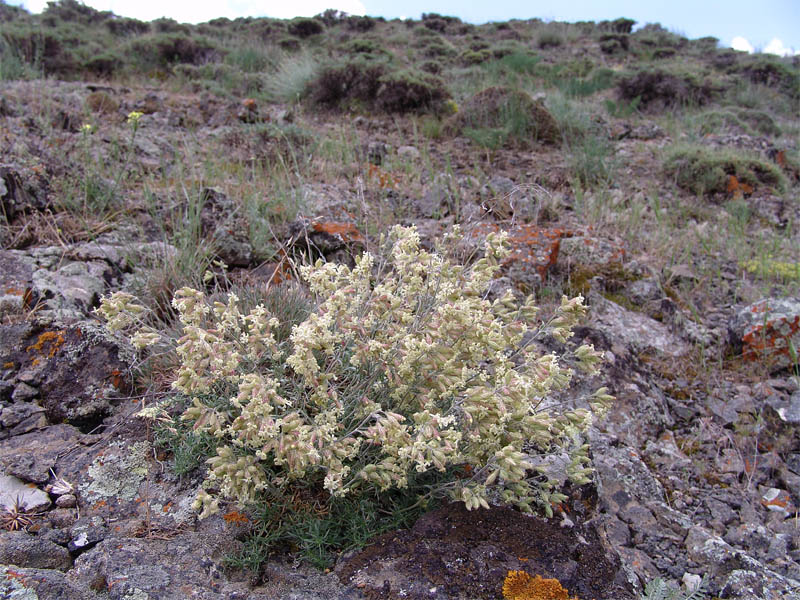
[[98, 225, 611, 519]]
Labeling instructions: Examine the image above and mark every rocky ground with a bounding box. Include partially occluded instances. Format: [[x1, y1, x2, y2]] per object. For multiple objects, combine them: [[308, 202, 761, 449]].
[[1, 69, 799, 600]]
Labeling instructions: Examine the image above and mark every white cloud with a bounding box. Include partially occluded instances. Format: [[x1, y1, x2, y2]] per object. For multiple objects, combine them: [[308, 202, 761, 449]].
[[17, 0, 366, 22], [730, 36, 754, 53], [730, 36, 800, 57], [763, 38, 800, 57]]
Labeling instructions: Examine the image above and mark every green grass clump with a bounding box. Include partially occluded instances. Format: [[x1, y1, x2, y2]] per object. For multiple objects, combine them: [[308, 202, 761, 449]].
[[445, 86, 560, 148], [663, 145, 787, 196], [536, 29, 564, 49], [692, 108, 782, 137], [262, 51, 319, 103]]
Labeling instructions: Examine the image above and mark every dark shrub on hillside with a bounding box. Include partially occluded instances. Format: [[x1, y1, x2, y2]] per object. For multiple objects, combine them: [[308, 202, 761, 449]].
[[664, 145, 786, 196], [130, 35, 220, 69], [42, 0, 109, 25], [421, 36, 456, 58], [696, 109, 781, 137], [278, 38, 301, 51], [85, 53, 120, 78], [736, 109, 781, 137], [634, 24, 688, 49], [420, 60, 442, 74], [537, 31, 564, 49], [618, 70, 718, 110], [317, 9, 345, 26], [345, 38, 384, 56], [600, 18, 635, 34], [310, 60, 448, 113], [346, 16, 377, 32], [652, 48, 677, 59], [375, 70, 449, 113], [152, 18, 191, 34], [288, 18, 324, 38], [310, 59, 387, 107], [444, 86, 560, 147], [248, 20, 283, 42], [739, 58, 799, 98], [460, 49, 492, 66], [2, 27, 80, 76], [0, 2, 27, 20], [423, 18, 448, 33], [712, 51, 740, 70], [599, 33, 629, 54], [105, 17, 150, 36], [422, 13, 461, 24]]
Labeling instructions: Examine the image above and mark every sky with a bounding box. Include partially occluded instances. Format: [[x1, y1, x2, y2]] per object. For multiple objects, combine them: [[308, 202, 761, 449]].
[[8, 0, 800, 56]]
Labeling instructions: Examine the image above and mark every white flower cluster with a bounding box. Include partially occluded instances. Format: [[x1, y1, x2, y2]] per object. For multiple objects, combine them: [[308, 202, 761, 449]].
[[98, 225, 611, 519]]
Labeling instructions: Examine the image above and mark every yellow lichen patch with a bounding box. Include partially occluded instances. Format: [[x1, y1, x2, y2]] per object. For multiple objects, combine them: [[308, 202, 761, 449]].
[[741, 259, 800, 282], [26, 330, 66, 358], [502, 571, 580, 600]]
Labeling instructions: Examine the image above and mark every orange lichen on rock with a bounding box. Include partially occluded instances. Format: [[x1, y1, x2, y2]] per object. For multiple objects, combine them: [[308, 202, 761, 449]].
[[738, 300, 800, 368], [26, 330, 66, 358], [310, 221, 365, 244], [727, 174, 753, 197], [366, 163, 401, 189], [470, 223, 569, 281], [502, 571, 580, 600], [223, 510, 250, 525]]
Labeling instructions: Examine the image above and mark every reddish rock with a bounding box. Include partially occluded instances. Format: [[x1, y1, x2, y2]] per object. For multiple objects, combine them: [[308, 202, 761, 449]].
[[467, 223, 569, 286], [558, 234, 626, 269], [729, 298, 800, 370], [288, 218, 365, 266]]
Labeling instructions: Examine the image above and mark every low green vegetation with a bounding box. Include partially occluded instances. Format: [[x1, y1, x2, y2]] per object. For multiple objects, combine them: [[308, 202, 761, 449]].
[[663, 145, 787, 196]]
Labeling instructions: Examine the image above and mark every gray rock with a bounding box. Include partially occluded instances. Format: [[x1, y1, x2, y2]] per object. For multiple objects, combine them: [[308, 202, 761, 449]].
[[16, 322, 132, 427], [728, 297, 800, 370], [68, 517, 108, 553], [642, 431, 691, 471], [10, 382, 38, 403], [0, 564, 94, 599], [417, 185, 449, 218], [625, 278, 663, 306], [397, 145, 420, 159], [0, 474, 50, 512], [31, 260, 108, 317], [0, 425, 81, 483], [787, 453, 800, 475], [685, 526, 800, 600], [0, 531, 72, 570], [55, 494, 77, 509], [200, 187, 254, 267], [0, 163, 50, 222], [589, 294, 690, 357], [479, 176, 540, 222]]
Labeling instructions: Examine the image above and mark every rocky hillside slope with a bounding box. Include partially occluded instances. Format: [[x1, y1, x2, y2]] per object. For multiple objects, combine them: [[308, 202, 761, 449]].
[[1, 3, 799, 599]]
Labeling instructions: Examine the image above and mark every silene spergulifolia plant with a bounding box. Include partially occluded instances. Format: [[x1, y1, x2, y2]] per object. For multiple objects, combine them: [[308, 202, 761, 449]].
[[97, 225, 612, 519]]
